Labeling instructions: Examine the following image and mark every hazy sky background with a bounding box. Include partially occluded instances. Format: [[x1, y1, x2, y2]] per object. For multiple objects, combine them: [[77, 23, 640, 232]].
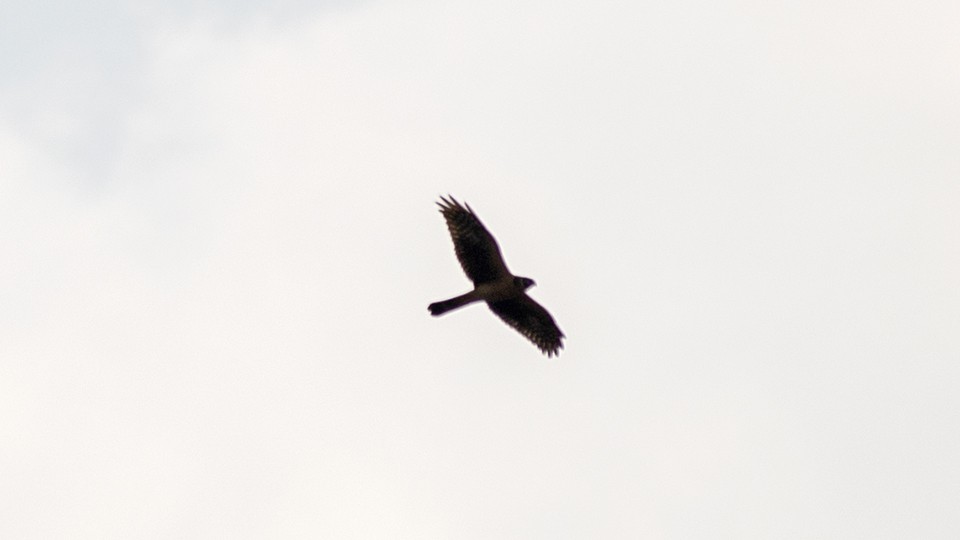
[[2, 1, 959, 538]]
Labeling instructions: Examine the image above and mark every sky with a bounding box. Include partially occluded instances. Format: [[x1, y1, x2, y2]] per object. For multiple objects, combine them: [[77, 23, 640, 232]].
[[2, 1, 959, 538]]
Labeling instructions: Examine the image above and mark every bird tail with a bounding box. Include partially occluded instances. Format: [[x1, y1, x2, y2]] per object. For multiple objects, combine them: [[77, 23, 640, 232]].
[[428, 292, 476, 316]]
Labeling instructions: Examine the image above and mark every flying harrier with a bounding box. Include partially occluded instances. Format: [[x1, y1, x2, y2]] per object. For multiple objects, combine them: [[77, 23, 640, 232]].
[[428, 196, 564, 357]]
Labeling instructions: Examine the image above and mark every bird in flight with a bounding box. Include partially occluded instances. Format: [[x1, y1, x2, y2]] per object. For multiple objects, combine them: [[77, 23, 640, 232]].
[[428, 195, 564, 357]]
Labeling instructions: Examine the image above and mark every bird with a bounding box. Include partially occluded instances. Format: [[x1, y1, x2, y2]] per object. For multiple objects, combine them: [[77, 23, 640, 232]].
[[428, 195, 564, 357]]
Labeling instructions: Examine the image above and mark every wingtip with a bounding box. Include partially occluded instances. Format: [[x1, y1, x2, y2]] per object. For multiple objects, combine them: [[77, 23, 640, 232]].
[[436, 194, 471, 214], [437, 194, 455, 209], [543, 335, 565, 358]]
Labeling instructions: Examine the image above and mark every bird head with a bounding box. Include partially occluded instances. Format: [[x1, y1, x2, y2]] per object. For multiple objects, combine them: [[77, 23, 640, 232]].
[[515, 276, 536, 290]]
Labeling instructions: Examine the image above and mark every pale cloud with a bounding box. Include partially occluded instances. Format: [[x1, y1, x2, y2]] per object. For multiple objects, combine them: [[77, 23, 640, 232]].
[[2, 1, 959, 538]]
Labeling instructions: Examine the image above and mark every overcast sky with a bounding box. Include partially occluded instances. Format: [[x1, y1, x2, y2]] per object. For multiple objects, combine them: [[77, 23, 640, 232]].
[[2, 1, 959, 538]]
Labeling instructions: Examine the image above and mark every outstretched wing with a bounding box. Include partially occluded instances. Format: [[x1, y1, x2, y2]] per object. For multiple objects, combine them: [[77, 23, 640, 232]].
[[488, 294, 565, 357], [437, 195, 510, 284]]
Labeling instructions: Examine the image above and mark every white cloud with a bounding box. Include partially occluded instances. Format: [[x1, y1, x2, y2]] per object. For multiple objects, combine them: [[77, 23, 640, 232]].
[[2, 1, 959, 538]]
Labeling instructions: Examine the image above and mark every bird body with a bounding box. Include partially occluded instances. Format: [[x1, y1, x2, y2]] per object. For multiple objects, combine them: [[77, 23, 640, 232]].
[[428, 276, 532, 316], [428, 196, 564, 357]]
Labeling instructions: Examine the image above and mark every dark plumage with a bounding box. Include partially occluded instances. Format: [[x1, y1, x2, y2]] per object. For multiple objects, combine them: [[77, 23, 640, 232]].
[[436, 196, 508, 285], [429, 196, 564, 357]]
